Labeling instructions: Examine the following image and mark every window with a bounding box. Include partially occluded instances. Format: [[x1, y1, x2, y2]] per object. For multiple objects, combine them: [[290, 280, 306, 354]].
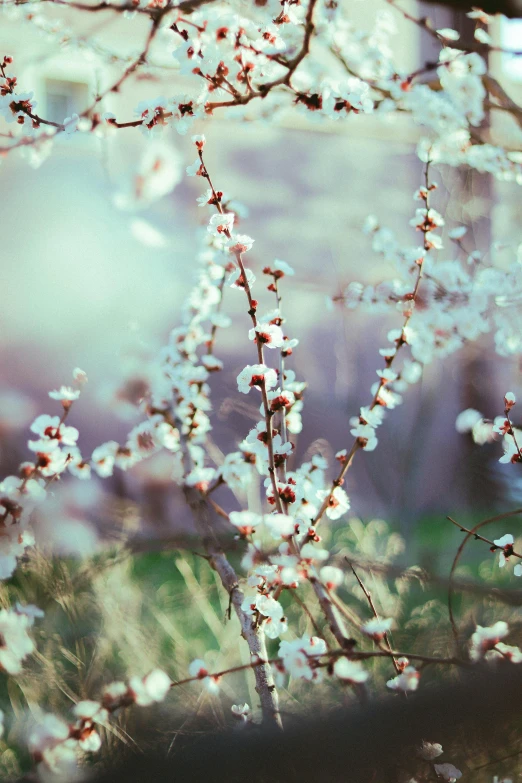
[[43, 78, 89, 124], [499, 18, 522, 81]]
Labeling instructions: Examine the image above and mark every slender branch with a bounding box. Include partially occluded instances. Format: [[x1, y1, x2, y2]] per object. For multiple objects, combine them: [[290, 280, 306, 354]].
[[197, 149, 284, 514], [447, 509, 522, 643], [349, 562, 400, 674], [177, 417, 280, 727], [183, 485, 282, 727], [447, 515, 522, 559], [311, 159, 434, 529], [309, 576, 354, 649]]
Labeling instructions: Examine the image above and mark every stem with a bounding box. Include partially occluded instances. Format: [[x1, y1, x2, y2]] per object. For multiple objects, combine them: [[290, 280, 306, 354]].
[[197, 150, 284, 514], [312, 158, 433, 529], [183, 485, 282, 727]]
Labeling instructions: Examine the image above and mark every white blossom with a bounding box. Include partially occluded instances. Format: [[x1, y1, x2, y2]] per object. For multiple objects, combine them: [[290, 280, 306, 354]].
[[470, 622, 509, 661], [334, 657, 369, 684]]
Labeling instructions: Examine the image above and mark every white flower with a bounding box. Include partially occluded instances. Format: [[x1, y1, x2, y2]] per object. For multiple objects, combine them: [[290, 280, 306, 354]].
[[268, 389, 296, 413], [455, 408, 482, 433], [189, 659, 208, 678], [91, 441, 120, 478], [129, 669, 171, 705], [231, 703, 251, 721], [493, 534, 515, 567], [322, 78, 374, 117], [73, 700, 107, 724], [48, 386, 81, 402], [448, 226, 467, 240], [274, 259, 295, 276], [191, 134, 206, 148], [418, 741, 443, 760], [361, 617, 393, 641], [499, 434, 521, 464], [255, 594, 288, 639], [73, 367, 88, 385], [387, 666, 419, 692], [227, 234, 254, 253], [0, 607, 39, 674], [505, 391, 516, 410], [467, 9, 492, 22], [249, 323, 285, 349], [135, 97, 169, 134], [227, 267, 256, 289], [474, 28, 492, 45], [29, 414, 79, 451], [28, 713, 70, 754], [63, 113, 79, 134], [229, 510, 261, 535], [437, 28, 460, 40], [207, 212, 234, 237], [470, 621, 509, 661], [102, 681, 128, 709], [278, 635, 327, 681], [334, 657, 369, 683], [360, 405, 385, 428], [301, 542, 329, 562], [186, 158, 202, 176], [376, 368, 398, 383], [494, 531, 514, 549], [319, 565, 344, 590], [316, 486, 350, 520], [488, 642, 522, 663], [263, 513, 295, 539], [350, 421, 378, 451], [188, 659, 220, 693], [0, 475, 46, 509], [197, 188, 214, 207], [237, 365, 278, 394]]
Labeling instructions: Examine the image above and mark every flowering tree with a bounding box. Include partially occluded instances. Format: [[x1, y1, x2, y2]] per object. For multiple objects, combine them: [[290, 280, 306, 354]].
[[2, 0, 522, 781]]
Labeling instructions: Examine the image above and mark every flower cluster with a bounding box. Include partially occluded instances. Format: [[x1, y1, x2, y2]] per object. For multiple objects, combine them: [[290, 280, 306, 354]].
[[0, 604, 43, 675], [0, 370, 86, 578], [27, 669, 171, 781], [457, 392, 521, 465]]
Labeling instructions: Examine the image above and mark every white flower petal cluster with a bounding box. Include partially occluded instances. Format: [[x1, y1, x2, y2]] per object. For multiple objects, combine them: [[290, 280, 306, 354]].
[[0, 604, 42, 674], [470, 621, 509, 661], [188, 659, 220, 693], [278, 635, 327, 681], [241, 593, 288, 639], [361, 617, 393, 641], [334, 657, 369, 684], [129, 669, 172, 706], [387, 666, 419, 692]]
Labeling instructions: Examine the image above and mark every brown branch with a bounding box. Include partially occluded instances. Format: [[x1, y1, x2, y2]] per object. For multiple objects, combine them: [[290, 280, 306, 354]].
[[197, 149, 284, 514], [311, 159, 434, 529], [448, 508, 522, 644], [183, 486, 282, 728], [4, 0, 214, 17], [177, 417, 280, 727], [349, 562, 400, 674], [309, 576, 354, 649], [447, 515, 522, 559], [192, 0, 318, 113]]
